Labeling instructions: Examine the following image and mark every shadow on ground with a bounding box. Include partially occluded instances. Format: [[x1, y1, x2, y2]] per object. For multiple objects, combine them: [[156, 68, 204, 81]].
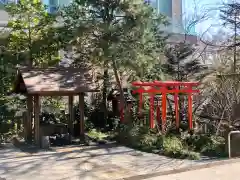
[[0, 142, 226, 180]]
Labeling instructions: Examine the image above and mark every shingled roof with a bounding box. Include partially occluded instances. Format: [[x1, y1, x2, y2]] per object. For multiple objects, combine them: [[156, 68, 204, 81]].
[[13, 67, 98, 96]]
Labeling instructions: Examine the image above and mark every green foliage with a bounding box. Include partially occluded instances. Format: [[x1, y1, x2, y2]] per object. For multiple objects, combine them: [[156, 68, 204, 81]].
[[117, 124, 201, 160], [61, 0, 168, 78], [42, 97, 65, 113], [184, 134, 226, 157], [60, 0, 169, 124], [162, 136, 183, 155], [161, 136, 200, 160], [6, 0, 61, 67], [0, 0, 64, 142], [85, 119, 95, 131], [0, 102, 18, 143], [87, 129, 108, 141], [163, 42, 207, 81]]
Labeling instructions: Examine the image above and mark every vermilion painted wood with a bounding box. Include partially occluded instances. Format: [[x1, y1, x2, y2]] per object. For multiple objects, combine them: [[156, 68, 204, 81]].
[[139, 88, 144, 114], [150, 95, 155, 129], [156, 102, 161, 125], [133, 89, 199, 94], [161, 87, 167, 132], [132, 81, 200, 86], [188, 93, 193, 129], [153, 80, 200, 86], [174, 93, 179, 128], [131, 81, 199, 131]]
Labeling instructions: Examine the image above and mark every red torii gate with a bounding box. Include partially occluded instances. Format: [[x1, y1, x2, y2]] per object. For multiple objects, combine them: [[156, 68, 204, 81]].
[[131, 81, 200, 131]]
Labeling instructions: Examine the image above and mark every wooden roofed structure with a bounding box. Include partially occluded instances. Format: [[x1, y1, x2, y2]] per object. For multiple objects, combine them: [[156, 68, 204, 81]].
[[13, 67, 98, 95], [13, 66, 98, 147]]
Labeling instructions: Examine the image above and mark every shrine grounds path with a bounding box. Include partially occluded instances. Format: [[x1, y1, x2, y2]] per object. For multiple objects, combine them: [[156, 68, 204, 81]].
[[147, 162, 240, 180], [0, 143, 239, 180]]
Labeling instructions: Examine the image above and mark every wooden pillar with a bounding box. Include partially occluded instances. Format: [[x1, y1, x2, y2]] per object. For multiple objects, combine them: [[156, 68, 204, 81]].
[[34, 95, 40, 147], [26, 95, 33, 143], [23, 111, 28, 141], [188, 93, 193, 130], [161, 88, 167, 132], [156, 100, 161, 126], [149, 95, 155, 129], [68, 95, 74, 138], [79, 93, 84, 136], [174, 85, 180, 130], [174, 93, 179, 129]]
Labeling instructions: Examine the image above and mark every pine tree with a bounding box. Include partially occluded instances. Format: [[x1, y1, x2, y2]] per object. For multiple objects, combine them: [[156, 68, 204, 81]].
[[220, 2, 240, 72], [62, 0, 168, 121], [163, 42, 206, 81]]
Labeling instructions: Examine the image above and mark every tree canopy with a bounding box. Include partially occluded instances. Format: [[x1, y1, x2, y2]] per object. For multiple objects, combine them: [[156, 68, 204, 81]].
[[6, 0, 61, 67]]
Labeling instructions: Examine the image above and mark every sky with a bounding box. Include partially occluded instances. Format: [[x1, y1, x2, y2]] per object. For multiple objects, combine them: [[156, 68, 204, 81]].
[[185, 0, 229, 37], [148, 0, 226, 37]]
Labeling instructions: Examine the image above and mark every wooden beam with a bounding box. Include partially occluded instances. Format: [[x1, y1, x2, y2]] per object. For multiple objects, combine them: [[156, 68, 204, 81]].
[[79, 93, 84, 136], [68, 95, 74, 139], [26, 90, 99, 96], [34, 95, 40, 147], [26, 95, 33, 143]]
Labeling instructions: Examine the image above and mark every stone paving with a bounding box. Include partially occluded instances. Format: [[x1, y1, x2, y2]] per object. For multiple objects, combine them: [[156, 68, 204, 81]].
[[147, 161, 240, 180], [0, 144, 223, 180]]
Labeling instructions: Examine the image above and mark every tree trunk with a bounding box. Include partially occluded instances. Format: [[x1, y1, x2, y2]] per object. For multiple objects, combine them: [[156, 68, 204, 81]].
[[111, 58, 126, 122], [233, 10, 237, 73], [102, 60, 109, 126]]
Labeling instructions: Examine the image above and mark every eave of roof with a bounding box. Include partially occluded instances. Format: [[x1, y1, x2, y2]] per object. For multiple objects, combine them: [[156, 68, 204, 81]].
[[13, 66, 99, 96]]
